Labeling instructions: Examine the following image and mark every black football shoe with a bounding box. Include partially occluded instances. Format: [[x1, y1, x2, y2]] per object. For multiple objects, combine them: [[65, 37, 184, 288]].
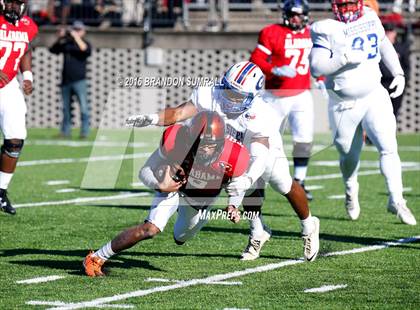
[[295, 179, 313, 201], [0, 189, 16, 215]]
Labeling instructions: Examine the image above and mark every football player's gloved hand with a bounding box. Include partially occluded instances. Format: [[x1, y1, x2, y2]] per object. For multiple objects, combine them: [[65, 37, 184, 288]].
[[225, 205, 241, 224], [389, 74, 405, 98], [226, 175, 253, 196], [314, 79, 328, 99], [271, 65, 297, 78], [341, 49, 365, 66], [126, 114, 158, 127]]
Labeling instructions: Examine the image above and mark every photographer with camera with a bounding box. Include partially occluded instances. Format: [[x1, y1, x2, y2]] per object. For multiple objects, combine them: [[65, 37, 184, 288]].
[[49, 21, 92, 139]]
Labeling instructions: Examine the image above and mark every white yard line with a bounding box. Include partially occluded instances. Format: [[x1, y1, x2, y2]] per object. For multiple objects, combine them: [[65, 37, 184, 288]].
[[403, 187, 412, 192], [17, 153, 151, 167], [304, 185, 324, 191], [328, 195, 346, 200], [26, 301, 133, 309], [37, 236, 419, 310], [17, 275, 66, 284], [14, 192, 150, 209], [46, 180, 70, 186], [26, 140, 150, 148], [304, 284, 348, 293], [306, 166, 420, 181], [144, 278, 242, 285], [55, 189, 78, 194], [130, 182, 144, 187]]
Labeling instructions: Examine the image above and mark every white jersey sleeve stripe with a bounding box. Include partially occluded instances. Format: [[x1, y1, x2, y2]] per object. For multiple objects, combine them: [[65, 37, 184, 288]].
[[257, 44, 272, 55]]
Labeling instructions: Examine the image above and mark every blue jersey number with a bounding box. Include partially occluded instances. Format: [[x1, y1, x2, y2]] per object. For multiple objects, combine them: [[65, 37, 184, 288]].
[[351, 33, 378, 59]]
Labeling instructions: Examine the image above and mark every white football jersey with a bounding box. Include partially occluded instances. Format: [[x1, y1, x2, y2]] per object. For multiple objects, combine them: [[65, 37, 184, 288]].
[[189, 86, 281, 148], [311, 7, 385, 98]]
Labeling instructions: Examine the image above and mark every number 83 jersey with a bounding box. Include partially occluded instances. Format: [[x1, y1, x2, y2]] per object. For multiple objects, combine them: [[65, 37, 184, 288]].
[[311, 7, 385, 98], [0, 15, 38, 88]]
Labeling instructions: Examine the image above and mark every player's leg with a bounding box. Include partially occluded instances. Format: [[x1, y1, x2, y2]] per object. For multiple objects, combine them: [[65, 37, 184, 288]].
[[72, 79, 90, 138], [288, 91, 314, 200], [329, 95, 366, 220], [60, 83, 72, 137], [173, 199, 215, 244], [240, 180, 271, 261], [0, 79, 27, 215], [267, 149, 320, 261], [362, 87, 416, 225], [84, 192, 180, 276]]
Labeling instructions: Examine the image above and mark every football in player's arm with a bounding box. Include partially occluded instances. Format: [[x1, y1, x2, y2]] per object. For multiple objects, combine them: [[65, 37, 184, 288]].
[[83, 112, 250, 276]]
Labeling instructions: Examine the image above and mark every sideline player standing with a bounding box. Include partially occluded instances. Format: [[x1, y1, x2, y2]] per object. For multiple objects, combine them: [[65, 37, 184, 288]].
[[83, 112, 250, 276], [309, 0, 416, 225], [250, 0, 314, 201], [127, 62, 320, 262], [0, 0, 37, 215]]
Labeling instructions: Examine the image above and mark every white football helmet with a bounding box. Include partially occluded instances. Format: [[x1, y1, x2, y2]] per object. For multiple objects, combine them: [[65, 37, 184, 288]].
[[218, 61, 265, 115]]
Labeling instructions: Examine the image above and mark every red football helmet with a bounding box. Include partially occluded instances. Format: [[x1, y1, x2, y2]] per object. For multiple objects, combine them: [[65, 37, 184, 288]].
[[188, 111, 225, 165], [332, 0, 364, 23]]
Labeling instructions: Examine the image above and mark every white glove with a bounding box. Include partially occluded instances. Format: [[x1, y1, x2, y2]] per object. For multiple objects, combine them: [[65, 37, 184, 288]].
[[126, 114, 158, 127], [314, 80, 329, 99], [341, 49, 365, 66], [389, 74, 405, 99], [271, 65, 297, 78], [226, 175, 253, 196]]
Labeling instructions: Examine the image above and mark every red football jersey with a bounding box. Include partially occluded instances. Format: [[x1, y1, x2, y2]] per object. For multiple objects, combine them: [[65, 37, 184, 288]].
[[250, 24, 312, 97], [0, 15, 38, 88], [160, 124, 250, 199]]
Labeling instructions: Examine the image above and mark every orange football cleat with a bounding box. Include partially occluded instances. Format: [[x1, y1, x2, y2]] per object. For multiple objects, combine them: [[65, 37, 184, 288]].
[[83, 251, 105, 277]]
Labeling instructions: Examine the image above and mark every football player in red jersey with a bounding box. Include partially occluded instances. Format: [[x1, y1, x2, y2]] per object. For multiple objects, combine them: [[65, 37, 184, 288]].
[[83, 111, 250, 277], [250, 0, 314, 201], [0, 0, 37, 215]]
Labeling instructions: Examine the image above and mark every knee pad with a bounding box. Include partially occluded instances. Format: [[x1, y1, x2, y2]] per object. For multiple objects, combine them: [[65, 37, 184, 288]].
[[292, 142, 312, 159], [2, 139, 24, 159]]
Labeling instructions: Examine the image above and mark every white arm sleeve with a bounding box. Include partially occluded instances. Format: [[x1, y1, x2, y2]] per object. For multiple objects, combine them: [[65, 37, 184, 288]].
[[227, 190, 246, 208], [139, 149, 165, 190], [309, 47, 346, 78], [380, 36, 404, 77], [246, 141, 269, 184]]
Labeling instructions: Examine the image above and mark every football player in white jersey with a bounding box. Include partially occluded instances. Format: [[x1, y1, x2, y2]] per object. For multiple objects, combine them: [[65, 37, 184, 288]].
[[309, 0, 416, 225], [127, 61, 320, 261]]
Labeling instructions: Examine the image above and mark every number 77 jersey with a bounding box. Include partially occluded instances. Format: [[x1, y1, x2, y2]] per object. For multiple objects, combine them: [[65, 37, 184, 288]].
[[0, 15, 38, 88], [250, 24, 312, 97]]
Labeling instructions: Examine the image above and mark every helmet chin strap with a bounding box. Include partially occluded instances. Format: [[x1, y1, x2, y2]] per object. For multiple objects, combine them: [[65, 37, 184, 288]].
[[4, 11, 20, 25]]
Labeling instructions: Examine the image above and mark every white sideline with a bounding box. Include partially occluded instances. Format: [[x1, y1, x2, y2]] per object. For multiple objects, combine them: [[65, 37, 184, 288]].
[[14, 192, 150, 209], [144, 278, 242, 285], [17, 275, 65, 284], [304, 284, 347, 293], [36, 236, 419, 310], [56, 189, 78, 194], [26, 301, 133, 309]]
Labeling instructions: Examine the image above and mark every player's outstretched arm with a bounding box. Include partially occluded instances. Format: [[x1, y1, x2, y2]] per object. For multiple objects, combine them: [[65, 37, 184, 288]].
[[380, 37, 405, 98], [126, 100, 198, 127]]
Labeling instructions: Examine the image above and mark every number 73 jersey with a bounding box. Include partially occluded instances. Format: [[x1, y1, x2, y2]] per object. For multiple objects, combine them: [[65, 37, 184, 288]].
[[0, 15, 38, 88], [311, 7, 385, 96], [251, 24, 312, 97]]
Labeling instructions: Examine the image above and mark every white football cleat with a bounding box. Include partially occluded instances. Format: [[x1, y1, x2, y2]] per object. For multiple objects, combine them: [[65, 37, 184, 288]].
[[345, 183, 360, 220], [240, 229, 271, 261], [302, 216, 320, 262], [387, 199, 417, 225]]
